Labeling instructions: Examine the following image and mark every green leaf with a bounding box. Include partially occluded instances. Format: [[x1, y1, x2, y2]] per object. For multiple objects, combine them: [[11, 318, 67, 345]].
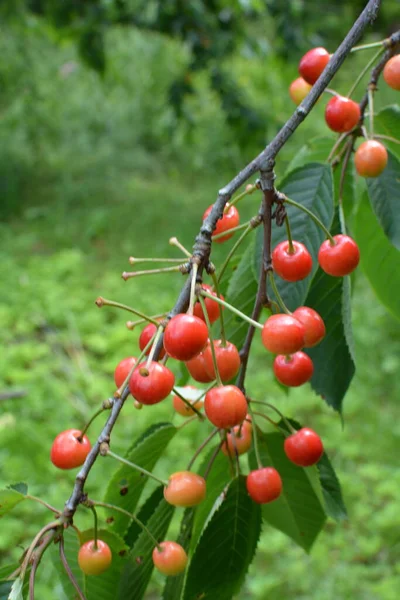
[[254, 162, 334, 311], [374, 105, 400, 159], [183, 476, 261, 600], [249, 430, 326, 551], [0, 489, 25, 518], [103, 422, 177, 535], [366, 151, 400, 250], [117, 497, 174, 600], [6, 578, 22, 600], [8, 483, 27, 495], [317, 454, 347, 521], [224, 238, 259, 349], [79, 27, 106, 74], [354, 193, 400, 321], [0, 580, 14, 600], [162, 508, 194, 600]]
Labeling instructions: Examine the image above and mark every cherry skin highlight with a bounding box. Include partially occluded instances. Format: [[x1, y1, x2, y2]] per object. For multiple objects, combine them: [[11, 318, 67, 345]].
[[114, 356, 137, 388], [204, 385, 248, 429], [203, 340, 241, 383], [78, 540, 112, 576], [292, 306, 326, 348], [139, 322, 166, 359], [172, 385, 203, 417], [163, 313, 208, 361], [299, 47, 330, 84], [185, 347, 214, 383], [325, 96, 360, 133], [289, 77, 312, 105], [354, 140, 388, 178], [193, 284, 224, 324], [129, 362, 175, 405], [261, 314, 305, 355], [284, 428, 324, 467], [318, 234, 360, 277], [164, 471, 206, 507], [50, 429, 91, 470], [246, 467, 282, 504], [272, 240, 313, 282], [203, 203, 240, 243], [273, 352, 314, 387], [383, 54, 400, 90], [221, 419, 253, 457], [152, 541, 188, 576]]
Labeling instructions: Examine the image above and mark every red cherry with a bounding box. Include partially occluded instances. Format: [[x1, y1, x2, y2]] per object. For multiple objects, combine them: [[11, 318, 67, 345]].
[[289, 77, 312, 105], [78, 540, 112, 575], [246, 467, 282, 504], [354, 140, 388, 177], [299, 47, 330, 84], [50, 429, 91, 470], [204, 385, 248, 429], [164, 471, 206, 507], [163, 314, 208, 361], [129, 362, 175, 405], [272, 240, 313, 282], [114, 356, 137, 388], [152, 541, 187, 576], [139, 322, 166, 359], [292, 307, 326, 347], [221, 420, 252, 457], [261, 314, 305, 355], [318, 234, 360, 277], [284, 428, 324, 467], [193, 284, 224, 324], [203, 340, 241, 383], [185, 347, 214, 383], [273, 352, 314, 387], [325, 96, 360, 133], [172, 386, 203, 417], [383, 55, 400, 91], [203, 203, 240, 243]]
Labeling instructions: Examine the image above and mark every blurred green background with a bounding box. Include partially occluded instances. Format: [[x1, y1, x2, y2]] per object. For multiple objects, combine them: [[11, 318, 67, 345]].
[[1, 1, 400, 598]]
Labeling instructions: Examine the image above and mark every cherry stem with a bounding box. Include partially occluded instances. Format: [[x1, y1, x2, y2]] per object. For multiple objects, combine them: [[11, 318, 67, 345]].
[[347, 46, 385, 98], [212, 222, 250, 241], [89, 506, 99, 550], [211, 272, 227, 346], [187, 428, 219, 470], [222, 430, 235, 477], [91, 500, 162, 551], [20, 520, 61, 580], [122, 265, 187, 279], [217, 223, 254, 284], [229, 429, 241, 477], [373, 133, 400, 145], [323, 88, 339, 96], [29, 530, 56, 600], [268, 272, 291, 315], [95, 297, 160, 326], [204, 440, 224, 479], [77, 407, 107, 442], [172, 387, 205, 420], [200, 289, 263, 330], [106, 449, 169, 487], [228, 183, 256, 209], [284, 215, 295, 254], [145, 325, 164, 369], [368, 87, 375, 138], [59, 536, 87, 600], [169, 236, 192, 258], [327, 132, 349, 163], [282, 196, 336, 244], [249, 400, 296, 434], [198, 295, 223, 386], [252, 410, 280, 429], [177, 415, 198, 430], [115, 333, 155, 397], [26, 495, 60, 515], [246, 404, 263, 470], [188, 262, 199, 316], [338, 140, 355, 227], [129, 257, 185, 265], [126, 314, 166, 330], [350, 39, 386, 52]]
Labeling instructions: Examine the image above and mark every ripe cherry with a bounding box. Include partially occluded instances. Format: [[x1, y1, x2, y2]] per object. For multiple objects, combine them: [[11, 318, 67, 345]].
[[163, 314, 208, 361], [221, 419, 252, 457], [261, 314, 305, 355], [318, 234, 360, 277], [289, 77, 312, 105], [152, 541, 188, 576], [292, 306, 326, 347], [204, 385, 248, 429], [273, 352, 314, 387], [114, 356, 137, 388], [203, 203, 240, 243], [284, 427, 324, 467], [203, 340, 241, 382], [299, 47, 330, 84], [246, 467, 282, 504], [325, 96, 361, 133], [185, 347, 214, 383], [78, 540, 112, 575], [383, 54, 400, 91], [139, 322, 166, 359], [354, 140, 388, 178], [193, 284, 224, 324], [164, 471, 206, 507], [272, 240, 313, 282], [50, 429, 91, 470], [172, 385, 203, 417], [129, 362, 175, 405]]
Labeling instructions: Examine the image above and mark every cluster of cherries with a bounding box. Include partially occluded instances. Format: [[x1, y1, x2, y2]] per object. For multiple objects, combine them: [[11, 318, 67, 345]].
[[290, 48, 400, 178]]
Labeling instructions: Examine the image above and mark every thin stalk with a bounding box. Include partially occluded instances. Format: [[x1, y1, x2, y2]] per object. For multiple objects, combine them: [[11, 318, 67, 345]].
[[229, 430, 241, 477], [126, 314, 166, 330], [169, 237, 192, 258], [282, 196, 335, 244], [350, 39, 386, 52], [212, 221, 250, 241], [187, 428, 219, 470], [95, 297, 159, 325], [217, 221, 259, 284], [106, 449, 168, 486], [211, 272, 226, 346], [327, 132, 349, 163], [373, 134, 400, 145], [89, 506, 98, 549], [250, 400, 296, 433], [252, 410, 280, 429], [200, 290, 263, 330], [116, 332, 155, 397], [59, 536, 87, 600], [26, 495, 60, 515], [347, 46, 385, 97], [188, 262, 199, 316], [228, 184, 256, 209], [268, 272, 291, 315], [222, 430, 235, 477], [29, 531, 56, 600], [122, 265, 186, 280], [20, 520, 60, 580], [129, 257, 186, 265], [145, 325, 164, 369], [368, 87, 375, 137], [284, 216, 294, 253], [246, 404, 263, 470], [198, 295, 223, 386], [204, 440, 224, 479], [172, 387, 204, 420], [177, 415, 198, 430], [77, 407, 107, 441]]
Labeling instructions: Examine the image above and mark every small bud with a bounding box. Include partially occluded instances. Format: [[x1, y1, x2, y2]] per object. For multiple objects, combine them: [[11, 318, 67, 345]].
[[245, 184, 255, 193], [122, 272, 129, 281], [129, 257, 136, 264], [169, 237, 178, 245], [134, 400, 143, 410], [95, 297, 105, 307], [126, 321, 135, 330], [102, 398, 114, 410], [100, 442, 109, 456]]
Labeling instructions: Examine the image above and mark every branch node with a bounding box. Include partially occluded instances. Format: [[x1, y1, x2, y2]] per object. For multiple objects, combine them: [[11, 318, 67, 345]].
[[99, 442, 109, 456]]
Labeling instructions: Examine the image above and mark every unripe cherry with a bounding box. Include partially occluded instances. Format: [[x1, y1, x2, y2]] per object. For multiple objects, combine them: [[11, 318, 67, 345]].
[[354, 140, 388, 178], [299, 47, 330, 84], [203, 340, 241, 382], [50, 429, 91, 470], [246, 467, 282, 504], [318, 234, 360, 277], [172, 386, 203, 417], [163, 314, 208, 361], [221, 419, 252, 457], [164, 471, 206, 507], [129, 362, 175, 405], [289, 77, 312, 105], [78, 540, 112, 576], [152, 541, 188, 576], [193, 284, 224, 324], [325, 96, 360, 133], [273, 352, 314, 387], [114, 356, 137, 388], [284, 428, 324, 467], [139, 322, 166, 359], [203, 203, 240, 243], [261, 314, 305, 355], [204, 385, 248, 429], [383, 54, 400, 91], [272, 240, 313, 282], [291, 306, 325, 347]]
